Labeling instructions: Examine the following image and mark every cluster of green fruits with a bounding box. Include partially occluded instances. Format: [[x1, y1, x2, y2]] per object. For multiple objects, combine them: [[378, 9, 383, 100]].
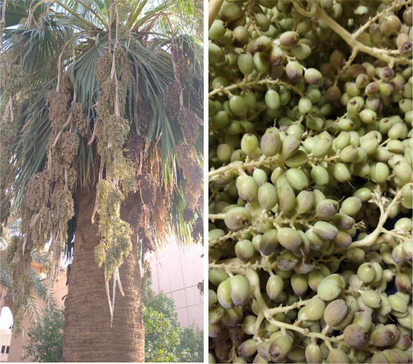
[[208, 0, 413, 363]]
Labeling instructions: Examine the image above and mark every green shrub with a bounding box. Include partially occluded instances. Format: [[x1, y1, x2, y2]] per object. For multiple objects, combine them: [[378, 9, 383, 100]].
[[24, 307, 64, 362]]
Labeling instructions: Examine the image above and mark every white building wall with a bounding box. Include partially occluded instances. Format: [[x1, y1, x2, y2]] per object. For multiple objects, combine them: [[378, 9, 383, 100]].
[[149, 240, 204, 329]]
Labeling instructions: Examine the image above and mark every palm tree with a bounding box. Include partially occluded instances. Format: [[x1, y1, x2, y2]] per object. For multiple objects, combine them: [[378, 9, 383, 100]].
[[1, 0, 203, 361], [0, 225, 55, 334]]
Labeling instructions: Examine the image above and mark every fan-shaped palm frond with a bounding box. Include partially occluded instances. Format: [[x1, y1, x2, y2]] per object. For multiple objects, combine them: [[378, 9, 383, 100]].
[[0, 234, 55, 332]]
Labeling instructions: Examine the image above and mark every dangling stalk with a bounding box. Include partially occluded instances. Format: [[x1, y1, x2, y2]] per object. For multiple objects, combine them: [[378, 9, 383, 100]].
[[116, 268, 125, 297], [105, 274, 114, 327], [56, 41, 70, 92], [0, 0, 7, 53], [112, 269, 117, 324], [91, 164, 104, 224], [52, 111, 73, 147], [208, 0, 224, 29], [88, 119, 100, 145], [158, 12, 184, 108], [108, 2, 113, 54]]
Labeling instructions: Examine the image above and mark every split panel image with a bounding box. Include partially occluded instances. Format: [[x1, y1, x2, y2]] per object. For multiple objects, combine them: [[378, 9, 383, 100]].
[[208, 0, 413, 363], [0, 0, 204, 362]]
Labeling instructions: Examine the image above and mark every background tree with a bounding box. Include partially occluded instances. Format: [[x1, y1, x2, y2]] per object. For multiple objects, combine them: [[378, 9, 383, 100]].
[[177, 324, 204, 363], [143, 291, 182, 362], [0, 225, 55, 332], [24, 307, 64, 362], [142, 267, 203, 363], [1, 0, 203, 361], [22, 280, 203, 363]]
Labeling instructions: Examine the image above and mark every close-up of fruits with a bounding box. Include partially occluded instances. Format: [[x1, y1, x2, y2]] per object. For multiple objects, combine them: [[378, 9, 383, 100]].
[[208, 0, 413, 363]]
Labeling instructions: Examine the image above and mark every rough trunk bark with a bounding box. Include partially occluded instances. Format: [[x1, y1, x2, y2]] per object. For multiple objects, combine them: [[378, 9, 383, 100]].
[[61, 186, 144, 362]]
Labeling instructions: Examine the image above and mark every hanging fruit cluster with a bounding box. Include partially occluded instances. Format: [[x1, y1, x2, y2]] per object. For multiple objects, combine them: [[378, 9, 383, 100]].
[[94, 47, 136, 279]]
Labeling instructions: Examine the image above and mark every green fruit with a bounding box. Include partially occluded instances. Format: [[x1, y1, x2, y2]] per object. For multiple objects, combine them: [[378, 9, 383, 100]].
[[280, 31, 299, 48], [209, 305, 225, 324], [217, 143, 232, 163], [266, 275, 284, 300], [312, 138, 332, 158], [209, 42, 225, 63], [343, 324, 369, 348], [316, 199, 339, 218], [285, 150, 308, 168], [339, 145, 359, 163], [229, 275, 251, 306], [313, 221, 339, 240], [217, 279, 233, 309], [361, 289, 382, 308], [357, 263, 376, 283], [224, 207, 252, 231], [318, 279, 342, 301], [277, 184, 296, 212], [233, 26, 250, 47], [260, 229, 278, 256], [327, 349, 349, 363], [304, 68, 323, 85], [280, 135, 300, 159], [254, 13, 270, 31], [278, 228, 303, 251], [295, 190, 314, 214], [235, 239, 255, 262], [333, 163, 351, 182], [269, 334, 293, 362], [286, 168, 309, 191], [241, 133, 259, 156], [311, 166, 329, 185], [261, 128, 281, 156], [209, 20, 226, 40], [298, 97, 312, 114], [230, 95, 248, 116], [236, 175, 258, 202], [253, 169, 267, 187], [238, 339, 257, 359], [291, 273, 308, 297], [286, 60, 303, 81], [300, 297, 325, 321], [258, 183, 278, 210], [370, 325, 400, 347], [265, 90, 281, 110], [305, 343, 323, 364], [253, 52, 270, 73], [341, 196, 362, 216], [209, 268, 230, 286], [219, 2, 243, 22], [238, 53, 255, 75], [269, 46, 285, 65]]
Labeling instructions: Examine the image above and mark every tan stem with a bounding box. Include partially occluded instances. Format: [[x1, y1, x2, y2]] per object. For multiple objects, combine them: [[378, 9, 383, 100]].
[[52, 111, 73, 147], [292, 0, 412, 67], [209, 0, 224, 29], [0, 0, 7, 53], [353, 0, 411, 39], [350, 187, 403, 248], [245, 269, 343, 346], [88, 119, 100, 145], [209, 156, 282, 182], [209, 78, 304, 98]]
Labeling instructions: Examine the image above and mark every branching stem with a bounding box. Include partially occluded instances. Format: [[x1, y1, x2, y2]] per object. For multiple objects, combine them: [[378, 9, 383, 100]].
[[350, 186, 404, 248], [209, 79, 304, 98], [291, 0, 412, 68]]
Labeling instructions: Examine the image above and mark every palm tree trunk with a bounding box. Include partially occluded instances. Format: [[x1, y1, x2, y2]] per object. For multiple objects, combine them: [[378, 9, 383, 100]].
[[61, 186, 144, 362]]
